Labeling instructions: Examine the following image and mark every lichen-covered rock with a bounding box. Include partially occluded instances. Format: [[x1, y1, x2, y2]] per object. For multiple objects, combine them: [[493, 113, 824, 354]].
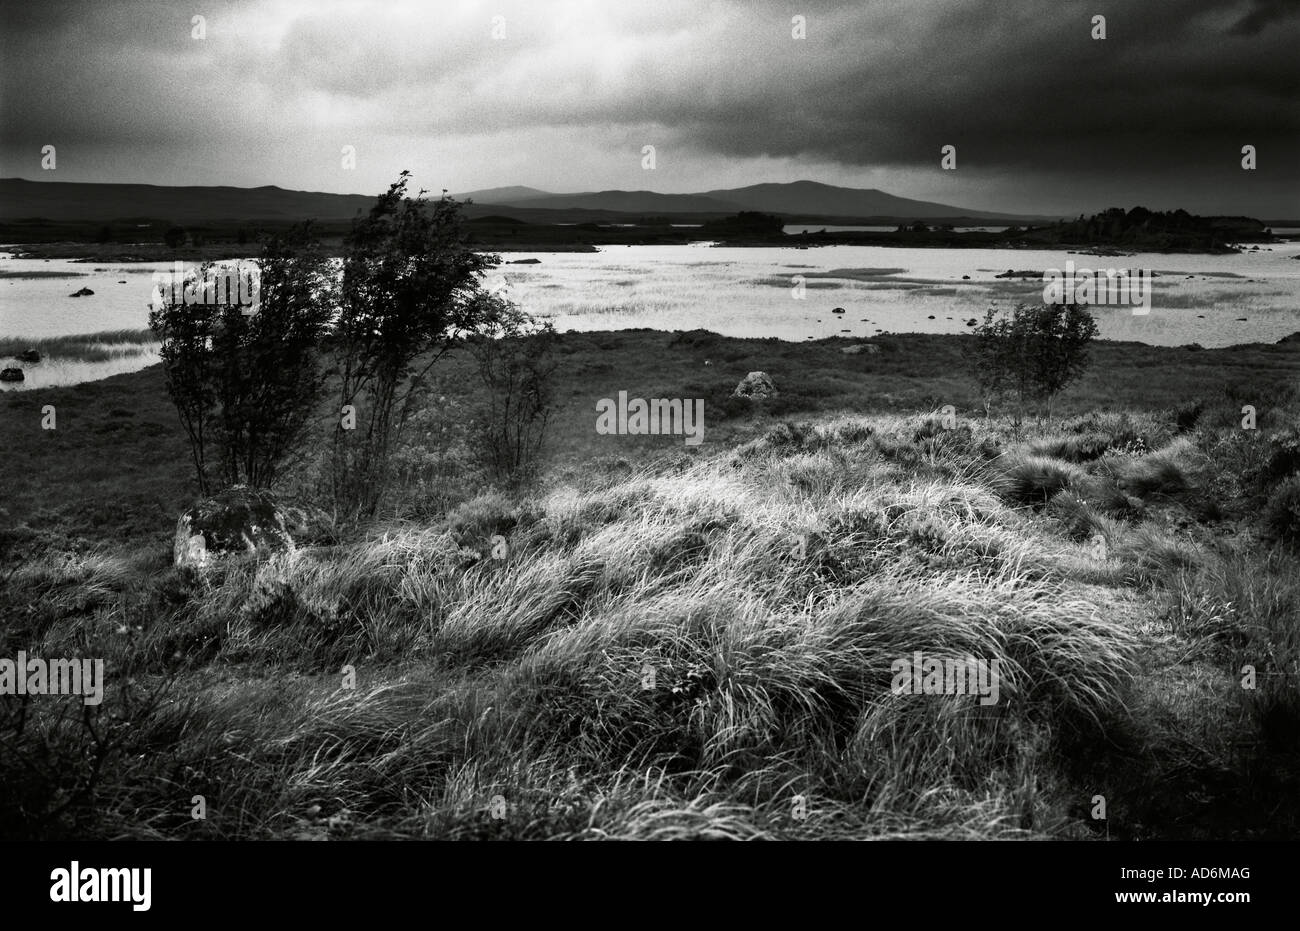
[[173, 485, 295, 568], [732, 371, 778, 400]]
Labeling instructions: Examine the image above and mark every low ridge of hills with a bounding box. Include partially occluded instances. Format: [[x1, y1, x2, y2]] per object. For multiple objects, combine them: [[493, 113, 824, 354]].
[[0, 177, 1054, 225]]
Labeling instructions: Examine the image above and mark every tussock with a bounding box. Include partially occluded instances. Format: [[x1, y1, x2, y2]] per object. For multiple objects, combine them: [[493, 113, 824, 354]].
[[4, 405, 1295, 840]]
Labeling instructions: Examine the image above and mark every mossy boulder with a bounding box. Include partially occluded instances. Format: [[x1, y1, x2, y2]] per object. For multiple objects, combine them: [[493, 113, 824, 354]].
[[173, 485, 295, 568], [732, 371, 778, 400]]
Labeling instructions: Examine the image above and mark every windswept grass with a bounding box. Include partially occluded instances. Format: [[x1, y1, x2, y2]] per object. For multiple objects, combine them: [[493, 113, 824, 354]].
[[6, 393, 1300, 840], [3, 330, 1298, 840], [0, 438, 1139, 839]]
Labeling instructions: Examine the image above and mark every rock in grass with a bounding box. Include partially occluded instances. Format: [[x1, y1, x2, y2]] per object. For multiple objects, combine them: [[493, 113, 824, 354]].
[[173, 485, 295, 569], [69, 287, 94, 297], [731, 371, 778, 400], [0, 368, 24, 382], [16, 349, 40, 363]]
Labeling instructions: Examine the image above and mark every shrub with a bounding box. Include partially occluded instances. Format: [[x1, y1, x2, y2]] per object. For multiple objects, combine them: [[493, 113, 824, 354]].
[[149, 228, 334, 493], [965, 302, 1098, 428], [387, 384, 476, 518], [465, 298, 558, 490], [330, 172, 501, 520], [1263, 476, 1300, 544]]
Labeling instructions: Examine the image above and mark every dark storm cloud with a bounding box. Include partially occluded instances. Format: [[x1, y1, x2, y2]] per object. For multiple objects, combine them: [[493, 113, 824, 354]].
[[1229, 0, 1300, 36], [646, 0, 1300, 175], [0, 0, 1294, 213]]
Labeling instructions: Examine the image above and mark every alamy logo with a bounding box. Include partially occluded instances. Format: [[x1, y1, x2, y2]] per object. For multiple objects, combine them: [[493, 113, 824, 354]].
[[0, 651, 104, 705], [595, 391, 705, 446], [890, 652, 1001, 706], [50, 862, 151, 911], [150, 261, 260, 315], [1042, 261, 1152, 314]]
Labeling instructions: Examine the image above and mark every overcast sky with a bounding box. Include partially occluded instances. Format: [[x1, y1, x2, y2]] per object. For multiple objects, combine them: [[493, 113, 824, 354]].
[[2, 0, 1297, 216]]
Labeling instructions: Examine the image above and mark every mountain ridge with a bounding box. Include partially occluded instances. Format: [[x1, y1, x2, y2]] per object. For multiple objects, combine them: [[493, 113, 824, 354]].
[[0, 176, 1058, 224], [457, 179, 1042, 221]]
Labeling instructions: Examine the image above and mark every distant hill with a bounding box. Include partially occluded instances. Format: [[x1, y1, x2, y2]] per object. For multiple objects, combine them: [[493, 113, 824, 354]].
[[0, 177, 1055, 226], [0, 178, 376, 223], [700, 180, 1031, 221], [475, 190, 746, 213], [454, 185, 552, 204], [462, 179, 1050, 221]]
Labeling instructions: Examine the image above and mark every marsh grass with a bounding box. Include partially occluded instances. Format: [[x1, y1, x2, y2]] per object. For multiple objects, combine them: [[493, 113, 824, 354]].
[[0, 328, 157, 363], [3, 330, 1299, 840]]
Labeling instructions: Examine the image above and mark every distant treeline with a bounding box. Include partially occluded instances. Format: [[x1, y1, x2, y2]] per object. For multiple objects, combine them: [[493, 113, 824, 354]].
[[700, 211, 787, 238], [1015, 207, 1273, 251], [712, 206, 1275, 252], [3, 205, 1277, 259], [0, 216, 354, 249]]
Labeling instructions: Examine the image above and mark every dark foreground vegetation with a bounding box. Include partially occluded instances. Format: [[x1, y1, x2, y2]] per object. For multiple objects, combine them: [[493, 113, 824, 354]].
[[3, 323, 1299, 839]]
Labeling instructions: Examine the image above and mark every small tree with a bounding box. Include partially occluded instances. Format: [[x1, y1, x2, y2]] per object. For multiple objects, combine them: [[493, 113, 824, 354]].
[[1030, 302, 1098, 421], [465, 295, 558, 489], [150, 226, 335, 494], [209, 228, 334, 488], [151, 290, 220, 493], [330, 171, 501, 520], [966, 302, 1098, 433], [163, 226, 187, 249]]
